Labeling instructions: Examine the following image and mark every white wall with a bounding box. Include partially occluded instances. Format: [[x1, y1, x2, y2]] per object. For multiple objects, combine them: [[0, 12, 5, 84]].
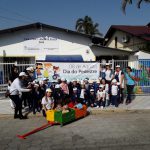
[[106, 30, 146, 52], [138, 51, 150, 59], [0, 27, 95, 61]]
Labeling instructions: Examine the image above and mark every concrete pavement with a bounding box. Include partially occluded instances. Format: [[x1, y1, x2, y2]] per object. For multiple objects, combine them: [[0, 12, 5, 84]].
[[0, 95, 150, 116], [0, 111, 150, 150]]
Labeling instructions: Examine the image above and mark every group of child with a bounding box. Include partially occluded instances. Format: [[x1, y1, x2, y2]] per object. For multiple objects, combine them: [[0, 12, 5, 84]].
[[7, 65, 130, 119], [40, 77, 122, 117]]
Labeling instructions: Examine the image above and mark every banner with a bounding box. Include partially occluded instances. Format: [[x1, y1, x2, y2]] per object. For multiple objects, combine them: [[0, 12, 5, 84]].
[[36, 62, 100, 81]]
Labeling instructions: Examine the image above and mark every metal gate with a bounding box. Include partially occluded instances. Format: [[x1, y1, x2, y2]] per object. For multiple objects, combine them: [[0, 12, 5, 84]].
[[0, 62, 35, 94], [112, 59, 150, 95]]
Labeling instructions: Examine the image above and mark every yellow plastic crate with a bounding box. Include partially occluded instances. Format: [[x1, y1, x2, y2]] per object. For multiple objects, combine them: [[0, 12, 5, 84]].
[[46, 110, 55, 122]]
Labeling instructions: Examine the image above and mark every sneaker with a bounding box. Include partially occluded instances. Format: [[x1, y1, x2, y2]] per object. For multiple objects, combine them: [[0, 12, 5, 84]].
[[101, 106, 104, 109], [96, 106, 99, 108]]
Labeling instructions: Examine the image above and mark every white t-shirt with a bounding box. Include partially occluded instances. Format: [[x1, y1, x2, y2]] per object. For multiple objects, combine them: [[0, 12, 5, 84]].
[[42, 97, 54, 110], [80, 89, 85, 99], [105, 70, 113, 81], [111, 85, 118, 96], [97, 90, 105, 100]]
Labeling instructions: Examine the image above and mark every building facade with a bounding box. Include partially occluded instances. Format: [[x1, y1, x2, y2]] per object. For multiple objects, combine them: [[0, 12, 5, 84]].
[[105, 24, 150, 60]]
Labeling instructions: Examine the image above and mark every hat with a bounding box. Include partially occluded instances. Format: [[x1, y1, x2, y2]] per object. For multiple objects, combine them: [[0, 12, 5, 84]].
[[26, 67, 34, 72], [43, 77, 49, 81], [88, 80, 93, 84], [106, 63, 110, 66], [84, 78, 88, 81], [55, 84, 60, 89], [26, 67, 31, 71], [112, 79, 117, 83], [46, 88, 52, 93], [33, 79, 38, 84], [72, 79, 77, 82], [73, 87, 77, 91], [67, 80, 70, 84], [77, 79, 80, 83], [80, 80, 84, 85], [98, 77, 102, 80], [90, 89, 94, 92], [39, 80, 43, 85], [96, 79, 100, 83], [116, 65, 120, 68], [61, 77, 66, 81], [99, 84, 104, 88], [19, 72, 27, 77]]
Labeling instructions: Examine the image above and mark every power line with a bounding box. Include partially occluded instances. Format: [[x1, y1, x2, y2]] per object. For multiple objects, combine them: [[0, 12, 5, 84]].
[[0, 15, 30, 23], [0, 6, 38, 23]]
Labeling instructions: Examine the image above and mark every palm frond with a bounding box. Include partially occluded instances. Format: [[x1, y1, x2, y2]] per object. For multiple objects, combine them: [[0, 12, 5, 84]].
[[121, 0, 132, 14], [137, 0, 150, 8]]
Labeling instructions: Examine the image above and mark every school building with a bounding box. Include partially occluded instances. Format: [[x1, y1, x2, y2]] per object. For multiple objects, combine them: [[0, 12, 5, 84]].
[[0, 22, 132, 64]]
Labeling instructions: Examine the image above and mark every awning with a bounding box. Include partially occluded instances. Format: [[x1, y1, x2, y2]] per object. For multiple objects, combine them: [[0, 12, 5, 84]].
[[45, 55, 83, 62]]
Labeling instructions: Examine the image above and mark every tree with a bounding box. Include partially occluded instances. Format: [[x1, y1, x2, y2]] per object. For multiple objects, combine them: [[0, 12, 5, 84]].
[[75, 16, 102, 37], [122, 0, 150, 14]]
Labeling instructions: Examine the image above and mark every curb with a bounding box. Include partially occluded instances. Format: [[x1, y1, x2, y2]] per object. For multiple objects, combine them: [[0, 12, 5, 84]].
[[90, 108, 150, 115], [0, 113, 43, 119]]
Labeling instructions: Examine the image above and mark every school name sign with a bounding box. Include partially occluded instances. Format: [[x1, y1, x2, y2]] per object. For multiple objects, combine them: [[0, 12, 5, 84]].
[[36, 62, 100, 81], [23, 36, 59, 52]]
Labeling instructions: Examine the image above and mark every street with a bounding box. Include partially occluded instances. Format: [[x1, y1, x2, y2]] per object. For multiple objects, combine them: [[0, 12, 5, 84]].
[[0, 111, 150, 150]]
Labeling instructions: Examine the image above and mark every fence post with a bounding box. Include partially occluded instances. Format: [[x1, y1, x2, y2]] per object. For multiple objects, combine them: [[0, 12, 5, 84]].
[[112, 59, 114, 70]]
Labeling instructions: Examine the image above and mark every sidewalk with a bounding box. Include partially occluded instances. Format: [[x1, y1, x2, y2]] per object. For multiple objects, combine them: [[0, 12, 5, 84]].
[[0, 96, 150, 116]]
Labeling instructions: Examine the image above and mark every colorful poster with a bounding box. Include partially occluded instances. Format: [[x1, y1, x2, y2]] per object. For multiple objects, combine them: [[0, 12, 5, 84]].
[[36, 62, 100, 81]]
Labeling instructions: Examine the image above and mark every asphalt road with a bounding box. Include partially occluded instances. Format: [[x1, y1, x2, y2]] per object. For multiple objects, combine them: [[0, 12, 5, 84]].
[[0, 111, 150, 150]]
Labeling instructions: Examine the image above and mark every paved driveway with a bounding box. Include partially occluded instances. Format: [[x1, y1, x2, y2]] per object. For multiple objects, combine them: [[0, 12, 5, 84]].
[[0, 111, 150, 150]]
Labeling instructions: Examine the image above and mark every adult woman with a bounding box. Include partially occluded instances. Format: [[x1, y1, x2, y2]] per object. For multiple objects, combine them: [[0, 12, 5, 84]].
[[9, 66, 19, 84], [114, 65, 125, 104], [9, 72, 31, 119], [41, 88, 54, 117], [125, 66, 135, 104], [104, 63, 114, 85]]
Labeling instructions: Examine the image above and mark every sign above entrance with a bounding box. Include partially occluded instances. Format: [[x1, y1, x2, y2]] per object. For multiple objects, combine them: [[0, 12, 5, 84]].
[[23, 36, 59, 52]]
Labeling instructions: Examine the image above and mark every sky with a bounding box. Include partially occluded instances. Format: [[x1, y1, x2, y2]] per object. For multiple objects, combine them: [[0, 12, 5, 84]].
[[0, 0, 150, 36]]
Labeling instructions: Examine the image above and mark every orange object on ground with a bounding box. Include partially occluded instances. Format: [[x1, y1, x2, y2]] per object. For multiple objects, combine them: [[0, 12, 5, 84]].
[[73, 105, 87, 119]]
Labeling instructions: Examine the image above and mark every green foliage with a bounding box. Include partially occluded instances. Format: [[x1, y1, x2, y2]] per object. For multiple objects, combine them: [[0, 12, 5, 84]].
[[122, 0, 150, 14], [75, 16, 102, 37]]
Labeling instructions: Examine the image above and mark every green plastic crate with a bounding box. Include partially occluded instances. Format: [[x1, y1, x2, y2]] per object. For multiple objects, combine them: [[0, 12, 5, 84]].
[[54, 108, 75, 125]]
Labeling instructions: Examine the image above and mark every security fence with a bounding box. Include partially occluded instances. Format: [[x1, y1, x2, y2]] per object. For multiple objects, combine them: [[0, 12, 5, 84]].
[[112, 59, 150, 95], [0, 62, 35, 94], [0, 59, 150, 95]]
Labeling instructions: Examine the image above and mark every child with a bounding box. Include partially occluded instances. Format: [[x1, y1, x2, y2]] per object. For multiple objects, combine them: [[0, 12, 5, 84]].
[[109, 79, 119, 107], [62, 104, 69, 114], [53, 84, 63, 106], [74, 99, 83, 109], [55, 104, 62, 111], [88, 89, 96, 107], [41, 88, 54, 117], [80, 84, 88, 104], [101, 79, 109, 106], [97, 85, 105, 109], [71, 87, 79, 103]]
